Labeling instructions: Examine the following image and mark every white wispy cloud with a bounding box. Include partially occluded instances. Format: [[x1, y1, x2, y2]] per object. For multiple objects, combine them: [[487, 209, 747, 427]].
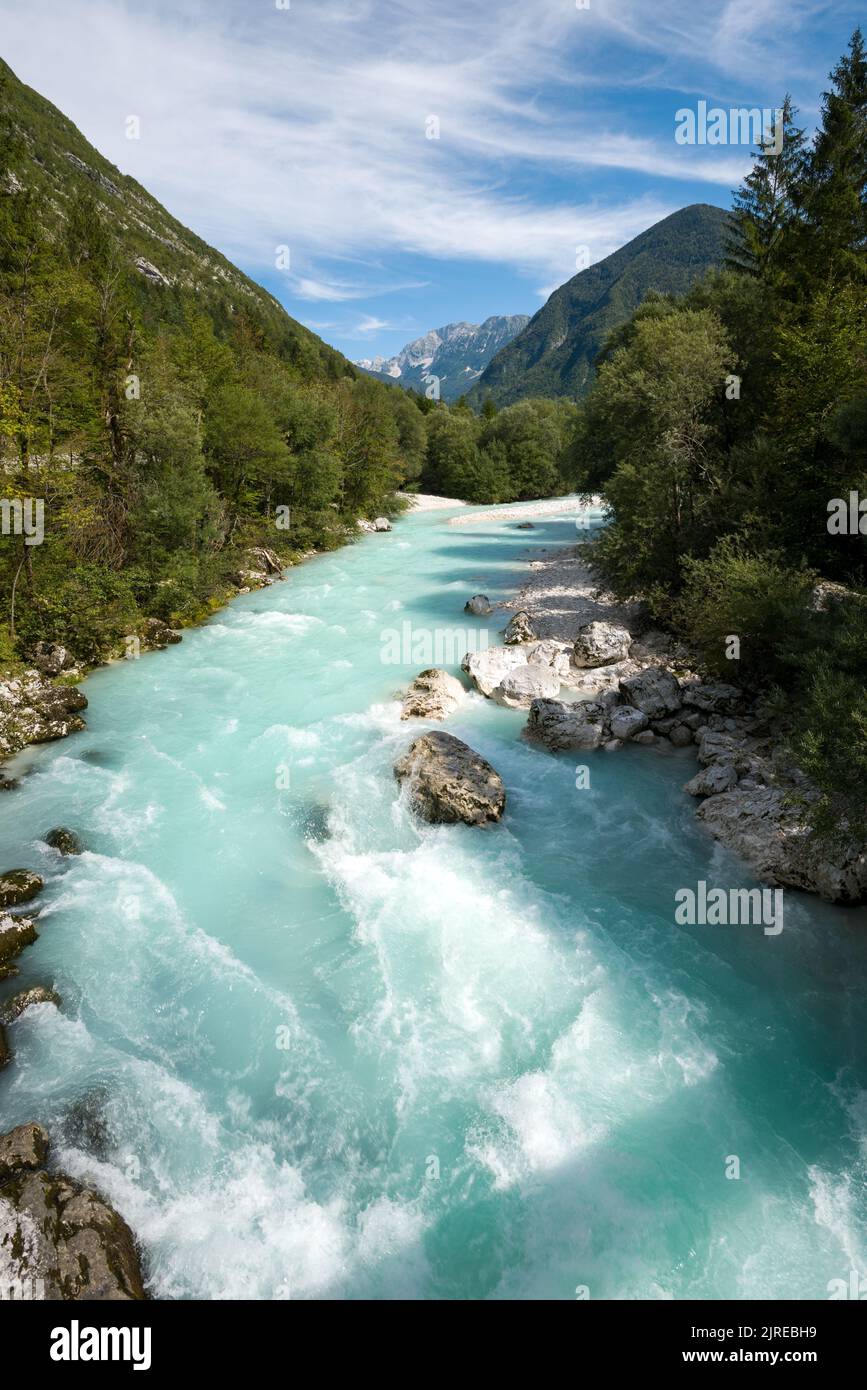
[[0, 0, 852, 300]]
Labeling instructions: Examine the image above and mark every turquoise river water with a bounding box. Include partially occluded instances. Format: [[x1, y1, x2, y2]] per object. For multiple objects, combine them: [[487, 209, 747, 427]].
[[1, 500, 866, 1300]]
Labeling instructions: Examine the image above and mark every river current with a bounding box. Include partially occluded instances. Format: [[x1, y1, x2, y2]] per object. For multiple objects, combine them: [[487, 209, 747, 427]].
[[1, 500, 866, 1300]]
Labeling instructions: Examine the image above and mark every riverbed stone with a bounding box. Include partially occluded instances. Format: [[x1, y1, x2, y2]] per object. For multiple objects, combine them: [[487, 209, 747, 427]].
[[0, 986, 61, 1024], [462, 645, 528, 696], [394, 732, 506, 826], [464, 595, 492, 616], [0, 871, 42, 910], [0, 914, 38, 967], [44, 827, 82, 856]]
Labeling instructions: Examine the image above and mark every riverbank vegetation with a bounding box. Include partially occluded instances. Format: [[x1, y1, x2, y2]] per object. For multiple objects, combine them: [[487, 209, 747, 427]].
[[569, 31, 867, 839]]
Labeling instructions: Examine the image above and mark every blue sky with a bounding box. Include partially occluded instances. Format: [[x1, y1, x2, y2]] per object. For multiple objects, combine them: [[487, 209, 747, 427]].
[[0, 0, 862, 362]]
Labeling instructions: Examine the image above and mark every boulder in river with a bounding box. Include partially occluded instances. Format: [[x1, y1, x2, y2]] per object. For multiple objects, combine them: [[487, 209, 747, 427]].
[[0, 914, 38, 969], [373, 517, 392, 532], [0, 1124, 147, 1300], [0, 1026, 9, 1069], [0, 871, 43, 910], [464, 595, 492, 616], [1, 985, 61, 1024], [44, 827, 82, 856], [395, 732, 506, 826], [401, 669, 465, 721], [572, 621, 632, 668]]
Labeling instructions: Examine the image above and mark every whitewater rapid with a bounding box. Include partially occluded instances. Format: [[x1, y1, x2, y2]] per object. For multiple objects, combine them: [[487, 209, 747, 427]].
[[1, 501, 866, 1299]]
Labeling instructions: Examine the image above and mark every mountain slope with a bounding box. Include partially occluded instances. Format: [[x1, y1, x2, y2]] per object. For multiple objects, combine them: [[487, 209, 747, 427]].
[[0, 56, 350, 383], [467, 205, 730, 407], [358, 315, 530, 401], [0, 58, 418, 670]]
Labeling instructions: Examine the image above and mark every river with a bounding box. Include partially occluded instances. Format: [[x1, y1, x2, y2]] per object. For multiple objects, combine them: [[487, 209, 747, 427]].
[[1, 500, 866, 1299]]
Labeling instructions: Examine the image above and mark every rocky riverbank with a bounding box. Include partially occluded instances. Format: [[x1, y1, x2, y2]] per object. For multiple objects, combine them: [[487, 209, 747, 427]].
[[396, 533, 865, 905]]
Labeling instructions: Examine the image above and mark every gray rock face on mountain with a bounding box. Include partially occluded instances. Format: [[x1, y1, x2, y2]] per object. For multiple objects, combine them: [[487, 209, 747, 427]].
[[0, 1124, 147, 1300], [357, 315, 531, 402], [394, 732, 506, 826]]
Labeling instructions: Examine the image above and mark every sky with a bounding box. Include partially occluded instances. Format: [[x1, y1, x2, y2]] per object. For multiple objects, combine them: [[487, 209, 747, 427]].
[[0, 0, 862, 364]]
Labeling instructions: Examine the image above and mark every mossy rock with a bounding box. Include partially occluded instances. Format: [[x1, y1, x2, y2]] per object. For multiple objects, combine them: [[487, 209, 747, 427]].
[[0, 870, 43, 909], [44, 827, 83, 856], [0, 914, 39, 966]]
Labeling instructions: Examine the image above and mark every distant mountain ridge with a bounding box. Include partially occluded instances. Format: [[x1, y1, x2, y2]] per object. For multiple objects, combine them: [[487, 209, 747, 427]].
[[467, 204, 731, 408], [358, 315, 530, 401]]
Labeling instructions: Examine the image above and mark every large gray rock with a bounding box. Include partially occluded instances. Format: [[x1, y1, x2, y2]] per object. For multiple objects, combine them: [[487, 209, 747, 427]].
[[373, 516, 392, 532], [696, 784, 867, 904], [618, 666, 682, 720], [609, 705, 649, 740], [30, 642, 74, 678], [0, 1150, 147, 1299], [401, 669, 465, 721], [492, 662, 561, 710], [0, 672, 87, 759], [395, 732, 506, 826], [526, 640, 574, 680], [527, 699, 604, 751], [572, 621, 632, 668]]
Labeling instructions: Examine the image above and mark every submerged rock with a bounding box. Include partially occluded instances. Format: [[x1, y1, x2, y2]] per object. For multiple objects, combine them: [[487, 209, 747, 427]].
[[0, 1127, 147, 1300], [395, 732, 506, 826], [464, 595, 492, 616], [401, 668, 465, 721], [0, 1026, 8, 1069], [0, 871, 43, 910], [572, 621, 632, 668], [44, 827, 82, 856], [1, 986, 61, 1024]]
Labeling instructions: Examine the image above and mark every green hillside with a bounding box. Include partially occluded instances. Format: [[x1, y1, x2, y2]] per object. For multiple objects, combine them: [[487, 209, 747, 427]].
[[468, 204, 730, 407], [0, 58, 425, 666]]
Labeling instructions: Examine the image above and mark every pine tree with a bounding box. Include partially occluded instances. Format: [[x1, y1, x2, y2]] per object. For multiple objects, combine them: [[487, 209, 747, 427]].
[[727, 96, 807, 282], [799, 28, 867, 284]]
